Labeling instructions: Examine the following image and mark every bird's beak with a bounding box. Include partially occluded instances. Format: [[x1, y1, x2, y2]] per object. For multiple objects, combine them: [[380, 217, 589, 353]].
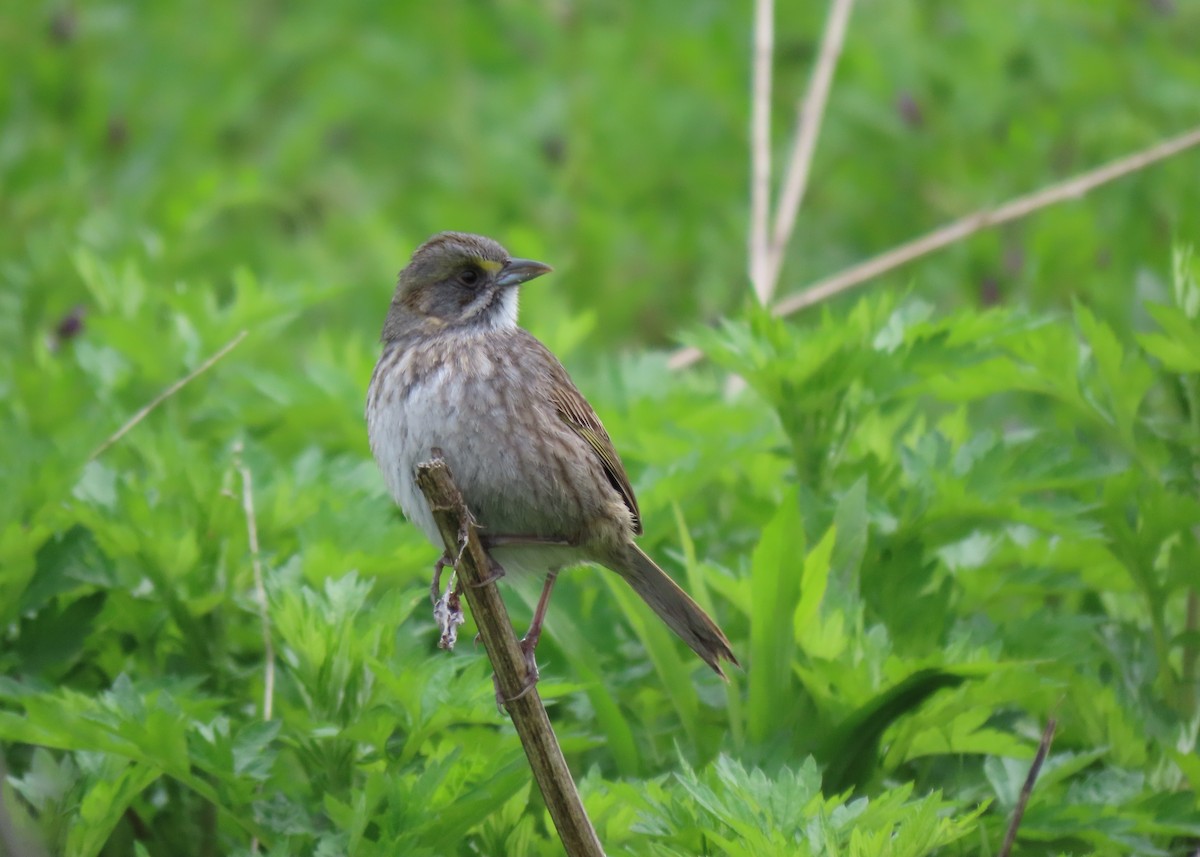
[[496, 258, 553, 288]]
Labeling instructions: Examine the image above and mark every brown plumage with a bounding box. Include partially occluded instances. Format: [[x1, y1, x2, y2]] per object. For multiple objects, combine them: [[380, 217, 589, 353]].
[[366, 232, 737, 678]]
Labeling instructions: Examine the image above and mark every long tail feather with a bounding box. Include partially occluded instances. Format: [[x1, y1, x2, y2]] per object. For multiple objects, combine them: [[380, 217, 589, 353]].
[[613, 544, 738, 677]]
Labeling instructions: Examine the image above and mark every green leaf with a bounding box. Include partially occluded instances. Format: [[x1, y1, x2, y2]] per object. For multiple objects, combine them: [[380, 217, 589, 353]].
[[821, 669, 968, 793], [830, 477, 868, 593], [21, 525, 114, 612], [1075, 301, 1154, 448], [68, 761, 162, 857], [11, 590, 106, 675], [746, 493, 803, 746], [1138, 302, 1200, 372], [1171, 244, 1200, 319], [793, 524, 835, 639]]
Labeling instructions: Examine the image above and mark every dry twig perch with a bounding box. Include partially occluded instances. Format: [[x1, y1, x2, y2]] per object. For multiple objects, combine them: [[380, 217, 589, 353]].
[[414, 457, 605, 857]]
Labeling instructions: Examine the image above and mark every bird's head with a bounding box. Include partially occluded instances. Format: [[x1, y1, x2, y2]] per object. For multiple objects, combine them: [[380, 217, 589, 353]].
[[382, 231, 553, 341]]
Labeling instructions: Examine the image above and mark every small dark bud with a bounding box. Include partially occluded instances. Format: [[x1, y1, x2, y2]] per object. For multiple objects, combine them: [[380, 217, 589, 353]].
[[1002, 244, 1024, 277], [979, 277, 1001, 307], [540, 135, 566, 166], [52, 305, 87, 348], [48, 8, 77, 44], [895, 92, 923, 129], [106, 116, 128, 150]]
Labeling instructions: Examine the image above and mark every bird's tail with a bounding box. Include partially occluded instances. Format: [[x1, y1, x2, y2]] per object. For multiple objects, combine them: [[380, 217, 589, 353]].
[[614, 544, 739, 677]]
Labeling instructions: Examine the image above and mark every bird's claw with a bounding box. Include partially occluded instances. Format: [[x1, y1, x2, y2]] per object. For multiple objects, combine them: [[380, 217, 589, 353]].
[[468, 556, 506, 588], [493, 638, 540, 709]]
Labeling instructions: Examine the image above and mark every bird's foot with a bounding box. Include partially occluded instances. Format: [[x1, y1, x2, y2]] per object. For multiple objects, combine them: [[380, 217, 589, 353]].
[[518, 633, 541, 684], [467, 556, 506, 587], [493, 636, 541, 709]]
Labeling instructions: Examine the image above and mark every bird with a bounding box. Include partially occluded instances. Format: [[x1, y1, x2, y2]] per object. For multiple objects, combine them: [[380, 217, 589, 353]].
[[366, 231, 737, 690]]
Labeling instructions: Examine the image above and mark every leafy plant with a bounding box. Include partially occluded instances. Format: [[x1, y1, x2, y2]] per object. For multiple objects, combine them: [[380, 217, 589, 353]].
[[3, 0, 1200, 854]]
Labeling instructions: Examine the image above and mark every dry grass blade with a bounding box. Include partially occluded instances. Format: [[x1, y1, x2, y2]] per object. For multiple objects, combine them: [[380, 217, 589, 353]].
[[748, 0, 775, 303], [772, 125, 1200, 320], [762, 0, 855, 297], [232, 441, 275, 856], [88, 329, 249, 460], [232, 442, 275, 721], [668, 125, 1200, 371]]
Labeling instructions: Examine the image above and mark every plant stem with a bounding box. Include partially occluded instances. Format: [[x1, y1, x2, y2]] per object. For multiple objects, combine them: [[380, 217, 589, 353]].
[[669, 124, 1200, 371], [998, 717, 1056, 857], [762, 0, 855, 295], [415, 458, 605, 857], [748, 0, 774, 304]]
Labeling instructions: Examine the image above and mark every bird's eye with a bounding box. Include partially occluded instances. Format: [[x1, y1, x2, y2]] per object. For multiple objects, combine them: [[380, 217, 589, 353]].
[[459, 268, 480, 286]]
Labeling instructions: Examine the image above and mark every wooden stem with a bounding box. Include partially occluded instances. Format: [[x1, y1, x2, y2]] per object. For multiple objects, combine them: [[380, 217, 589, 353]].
[[998, 717, 1057, 857], [414, 458, 605, 857]]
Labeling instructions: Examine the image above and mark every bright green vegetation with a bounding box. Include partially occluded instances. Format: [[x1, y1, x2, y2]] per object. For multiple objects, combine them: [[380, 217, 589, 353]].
[[2, 1, 1199, 855]]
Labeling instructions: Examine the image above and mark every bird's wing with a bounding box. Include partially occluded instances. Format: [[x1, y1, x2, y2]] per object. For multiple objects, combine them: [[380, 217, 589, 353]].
[[544, 365, 643, 537]]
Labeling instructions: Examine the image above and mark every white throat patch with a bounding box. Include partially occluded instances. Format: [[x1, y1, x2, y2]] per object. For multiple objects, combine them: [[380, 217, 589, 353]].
[[461, 284, 520, 330], [488, 287, 519, 329]]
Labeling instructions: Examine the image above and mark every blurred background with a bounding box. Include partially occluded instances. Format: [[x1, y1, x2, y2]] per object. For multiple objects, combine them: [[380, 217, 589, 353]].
[[6, 0, 1199, 355], [3, 1, 1200, 854]]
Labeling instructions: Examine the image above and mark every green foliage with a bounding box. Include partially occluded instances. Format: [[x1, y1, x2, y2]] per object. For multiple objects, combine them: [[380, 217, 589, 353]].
[[9, 267, 1198, 852], [3, 0, 1200, 854], [628, 756, 984, 857], [680, 269, 1200, 852]]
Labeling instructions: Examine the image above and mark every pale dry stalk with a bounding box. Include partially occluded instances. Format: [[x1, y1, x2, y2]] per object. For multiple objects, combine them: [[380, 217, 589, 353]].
[[748, 0, 775, 303], [88, 330, 248, 460], [762, 0, 855, 299], [669, 125, 1200, 371]]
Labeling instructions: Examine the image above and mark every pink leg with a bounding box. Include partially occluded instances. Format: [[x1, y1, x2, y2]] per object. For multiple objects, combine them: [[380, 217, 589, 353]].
[[495, 570, 560, 705], [521, 569, 559, 663]]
